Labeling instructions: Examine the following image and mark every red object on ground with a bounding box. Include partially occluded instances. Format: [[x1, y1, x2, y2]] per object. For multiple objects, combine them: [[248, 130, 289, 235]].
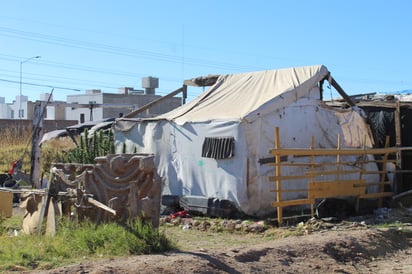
[[171, 210, 190, 218], [8, 160, 18, 175]]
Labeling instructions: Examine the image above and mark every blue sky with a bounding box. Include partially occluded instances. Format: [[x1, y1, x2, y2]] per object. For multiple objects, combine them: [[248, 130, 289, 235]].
[[0, 1, 411, 103]]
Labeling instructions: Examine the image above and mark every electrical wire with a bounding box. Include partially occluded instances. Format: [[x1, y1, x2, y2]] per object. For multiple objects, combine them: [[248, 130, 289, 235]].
[[0, 27, 264, 72]]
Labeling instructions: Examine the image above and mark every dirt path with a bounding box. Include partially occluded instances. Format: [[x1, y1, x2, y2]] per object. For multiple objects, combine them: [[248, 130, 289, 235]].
[[26, 224, 412, 274]]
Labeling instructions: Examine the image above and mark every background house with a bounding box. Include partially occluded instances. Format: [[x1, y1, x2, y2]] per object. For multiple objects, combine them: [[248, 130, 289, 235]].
[[0, 76, 183, 128]]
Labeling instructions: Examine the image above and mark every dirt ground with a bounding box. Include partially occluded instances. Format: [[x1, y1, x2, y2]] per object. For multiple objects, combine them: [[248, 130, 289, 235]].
[[25, 208, 412, 274]]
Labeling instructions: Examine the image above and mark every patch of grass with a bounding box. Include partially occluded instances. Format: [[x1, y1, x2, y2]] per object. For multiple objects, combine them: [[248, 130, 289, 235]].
[[371, 221, 411, 229], [0, 218, 174, 272], [264, 227, 305, 239]]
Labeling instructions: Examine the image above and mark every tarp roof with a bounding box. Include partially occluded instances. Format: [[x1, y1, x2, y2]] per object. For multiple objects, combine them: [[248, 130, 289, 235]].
[[40, 118, 115, 144], [154, 65, 330, 124]]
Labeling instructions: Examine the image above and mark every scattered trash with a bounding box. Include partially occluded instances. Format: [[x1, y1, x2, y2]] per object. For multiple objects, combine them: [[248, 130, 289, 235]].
[[374, 208, 391, 219], [170, 210, 190, 219]]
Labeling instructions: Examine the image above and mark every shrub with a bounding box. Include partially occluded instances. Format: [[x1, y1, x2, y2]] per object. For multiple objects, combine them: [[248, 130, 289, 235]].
[[63, 128, 115, 164]]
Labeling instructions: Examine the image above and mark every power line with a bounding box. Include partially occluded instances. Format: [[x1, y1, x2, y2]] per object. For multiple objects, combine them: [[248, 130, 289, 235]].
[[0, 78, 80, 91], [0, 27, 264, 72]]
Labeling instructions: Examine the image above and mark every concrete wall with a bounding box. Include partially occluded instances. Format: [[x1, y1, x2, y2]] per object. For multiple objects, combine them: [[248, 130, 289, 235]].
[[65, 92, 182, 123], [0, 119, 78, 134]]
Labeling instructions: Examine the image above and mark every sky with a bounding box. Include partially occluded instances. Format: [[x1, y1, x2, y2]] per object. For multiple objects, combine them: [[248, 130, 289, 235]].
[[0, 1, 411, 104]]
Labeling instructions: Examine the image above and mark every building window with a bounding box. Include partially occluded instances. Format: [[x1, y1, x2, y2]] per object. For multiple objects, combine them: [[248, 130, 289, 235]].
[[10, 110, 14, 119], [201, 137, 235, 159], [18, 109, 24, 118]]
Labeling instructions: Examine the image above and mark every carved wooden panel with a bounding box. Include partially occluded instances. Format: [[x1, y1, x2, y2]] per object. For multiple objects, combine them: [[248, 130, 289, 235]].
[[53, 154, 161, 227]]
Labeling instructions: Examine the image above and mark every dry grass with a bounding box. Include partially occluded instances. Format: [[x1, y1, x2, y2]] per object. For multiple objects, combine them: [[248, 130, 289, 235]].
[[0, 129, 76, 175], [40, 136, 76, 172], [0, 129, 31, 173]]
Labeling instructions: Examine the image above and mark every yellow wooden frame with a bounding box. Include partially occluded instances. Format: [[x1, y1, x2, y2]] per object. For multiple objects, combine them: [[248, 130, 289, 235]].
[[269, 127, 397, 225]]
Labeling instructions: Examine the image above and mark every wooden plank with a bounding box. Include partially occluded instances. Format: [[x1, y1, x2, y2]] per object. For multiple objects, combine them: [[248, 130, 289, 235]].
[[269, 175, 309, 181], [395, 101, 401, 147], [358, 192, 393, 199], [37, 168, 54, 235], [329, 76, 356, 107], [271, 159, 396, 166], [378, 137, 390, 207], [354, 181, 392, 187], [274, 127, 283, 225], [272, 198, 314, 207], [269, 147, 398, 156], [304, 169, 363, 176], [269, 162, 323, 167], [358, 159, 397, 164], [45, 197, 56, 236], [86, 196, 117, 216], [0, 191, 13, 218], [124, 85, 186, 118], [362, 170, 394, 175], [270, 188, 308, 193], [308, 180, 366, 199]]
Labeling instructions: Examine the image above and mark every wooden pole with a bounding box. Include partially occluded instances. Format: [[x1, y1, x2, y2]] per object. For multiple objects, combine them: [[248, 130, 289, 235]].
[[124, 85, 186, 118], [310, 136, 315, 217], [274, 127, 282, 225], [379, 136, 390, 207], [30, 101, 46, 188], [36, 167, 54, 235], [336, 134, 341, 182]]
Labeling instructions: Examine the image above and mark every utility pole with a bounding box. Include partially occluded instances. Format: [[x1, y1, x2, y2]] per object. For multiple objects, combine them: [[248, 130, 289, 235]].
[[19, 56, 41, 118]]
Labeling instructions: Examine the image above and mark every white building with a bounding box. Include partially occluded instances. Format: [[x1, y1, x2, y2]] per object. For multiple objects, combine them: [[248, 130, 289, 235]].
[[0, 77, 183, 122], [66, 87, 182, 123], [0, 95, 29, 119], [0, 97, 9, 118]]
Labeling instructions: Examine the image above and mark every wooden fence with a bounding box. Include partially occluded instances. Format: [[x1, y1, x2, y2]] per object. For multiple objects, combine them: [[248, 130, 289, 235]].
[[269, 127, 398, 225]]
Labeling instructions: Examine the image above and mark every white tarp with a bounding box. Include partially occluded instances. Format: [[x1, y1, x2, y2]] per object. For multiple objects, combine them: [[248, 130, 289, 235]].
[[114, 65, 378, 216], [155, 65, 329, 124]]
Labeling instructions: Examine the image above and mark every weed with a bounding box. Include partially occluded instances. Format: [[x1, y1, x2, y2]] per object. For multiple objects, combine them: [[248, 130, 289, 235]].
[[0, 217, 173, 271]]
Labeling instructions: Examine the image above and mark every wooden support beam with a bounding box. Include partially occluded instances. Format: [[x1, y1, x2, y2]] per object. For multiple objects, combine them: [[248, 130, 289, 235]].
[[329, 75, 356, 107], [269, 175, 310, 181], [124, 85, 186, 118], [269, 147, 398, 156], [304, 169, 363, 176], [270, 188, 308, 193], [272, 198, 314, 207]]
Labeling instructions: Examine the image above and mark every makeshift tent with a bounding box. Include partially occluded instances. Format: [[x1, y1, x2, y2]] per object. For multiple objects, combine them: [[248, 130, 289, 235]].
[[114, 65, 379, 216]]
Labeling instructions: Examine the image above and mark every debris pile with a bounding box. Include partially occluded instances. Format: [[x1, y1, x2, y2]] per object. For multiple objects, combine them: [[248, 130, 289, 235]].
[[160, 212, 266, 233]]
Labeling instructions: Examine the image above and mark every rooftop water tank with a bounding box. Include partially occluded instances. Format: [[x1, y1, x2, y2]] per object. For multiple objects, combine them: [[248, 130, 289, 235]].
[[142, 76, 159, 95]]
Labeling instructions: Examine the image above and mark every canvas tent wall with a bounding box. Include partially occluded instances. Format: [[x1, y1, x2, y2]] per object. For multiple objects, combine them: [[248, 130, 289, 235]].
[[114, 65, 379, 217]]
